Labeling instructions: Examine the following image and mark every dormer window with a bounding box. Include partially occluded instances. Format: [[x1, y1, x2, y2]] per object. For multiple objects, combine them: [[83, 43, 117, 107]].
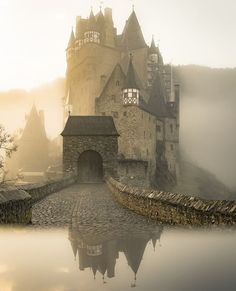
[[123, 88, 139, 105]]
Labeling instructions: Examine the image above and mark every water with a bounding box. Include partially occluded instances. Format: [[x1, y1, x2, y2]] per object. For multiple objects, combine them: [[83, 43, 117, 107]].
[[0, 226, 235, 291]]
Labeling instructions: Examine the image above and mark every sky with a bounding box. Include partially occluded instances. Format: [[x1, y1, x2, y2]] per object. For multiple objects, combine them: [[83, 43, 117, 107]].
[[0, 0, 236, 90]]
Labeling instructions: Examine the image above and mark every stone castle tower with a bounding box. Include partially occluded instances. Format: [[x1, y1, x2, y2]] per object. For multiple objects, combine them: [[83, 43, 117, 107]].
[[63, 7, 180, 187]]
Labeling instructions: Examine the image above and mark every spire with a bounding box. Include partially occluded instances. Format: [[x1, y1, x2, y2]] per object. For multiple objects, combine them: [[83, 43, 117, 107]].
[[149, 35, 159, 55], [21, 105, 47, 141], [147, 71, 168, 117], [89, 7, 97, 30], [121, 10, 147, 50], [97, 9, 105, 30], [123, 55, 139, 90], [67, 29, 75, 49]]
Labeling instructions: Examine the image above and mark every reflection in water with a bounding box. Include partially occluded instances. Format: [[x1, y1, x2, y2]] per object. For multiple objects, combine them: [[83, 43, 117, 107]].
[[0, 226, 236, 290], [68, 221, 163, 287]]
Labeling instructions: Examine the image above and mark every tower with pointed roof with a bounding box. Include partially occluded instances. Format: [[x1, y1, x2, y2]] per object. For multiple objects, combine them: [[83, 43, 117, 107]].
[[18, 105, 49, 172], [63, 6, 180, 186]]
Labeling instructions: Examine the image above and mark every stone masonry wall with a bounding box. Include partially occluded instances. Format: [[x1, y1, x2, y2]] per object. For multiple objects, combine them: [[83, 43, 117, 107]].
[[18, 175, 77, 205], [106, 177, 236, 226], [0, 176, 77, 224], [0, 187, 31, 224], [63, 136, 118, 178]]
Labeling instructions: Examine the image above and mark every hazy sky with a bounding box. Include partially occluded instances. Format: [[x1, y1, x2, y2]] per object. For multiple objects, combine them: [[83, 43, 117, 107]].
[[0, 0, 236, 90]]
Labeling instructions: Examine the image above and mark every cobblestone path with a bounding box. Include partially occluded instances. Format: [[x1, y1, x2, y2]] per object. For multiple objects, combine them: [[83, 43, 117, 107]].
[[32, 183, 159, 231]]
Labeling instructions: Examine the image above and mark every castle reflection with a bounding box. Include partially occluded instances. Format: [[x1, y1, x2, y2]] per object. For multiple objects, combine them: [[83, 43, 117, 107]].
[[68, 221, 163, 286]]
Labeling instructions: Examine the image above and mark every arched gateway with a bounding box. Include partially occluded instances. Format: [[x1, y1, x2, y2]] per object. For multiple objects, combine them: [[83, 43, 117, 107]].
[[61, 116, 119, 182], [78, 150, 103, 183]]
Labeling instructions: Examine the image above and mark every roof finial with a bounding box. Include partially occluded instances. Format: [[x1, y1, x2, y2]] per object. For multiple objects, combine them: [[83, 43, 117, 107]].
[[99, 1, 103, 11], [132, 4, 135, 11]]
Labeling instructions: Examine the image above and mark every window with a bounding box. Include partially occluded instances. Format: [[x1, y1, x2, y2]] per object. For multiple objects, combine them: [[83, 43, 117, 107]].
[[144, 131, 146, 138], [123, 111, 127, 117], [111, 95, 116, 102], [116, 80, 120, 86], [157, 125, 161, 132], [170, 124, 173, 133], [170, 144, 174, 151]]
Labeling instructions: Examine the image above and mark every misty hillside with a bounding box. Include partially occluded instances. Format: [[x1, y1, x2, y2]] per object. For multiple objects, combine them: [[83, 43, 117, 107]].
[[0, 66, 236, 199], [173, 65, 236, 194], [173, 65, 236, 99]]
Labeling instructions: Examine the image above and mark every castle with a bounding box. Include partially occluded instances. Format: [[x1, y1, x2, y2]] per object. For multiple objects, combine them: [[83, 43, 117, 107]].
[[63, 7, 180, 187]]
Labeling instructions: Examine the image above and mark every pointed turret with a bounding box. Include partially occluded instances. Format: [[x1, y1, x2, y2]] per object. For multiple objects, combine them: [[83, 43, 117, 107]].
[[97, 10, 105, 34], [89, 8, 97, 31], [67, 29, 75, 49], [18, 105, 49, 172], [147, 72, 168, 117], [123, 56, 140, 106], [121, 10, 147, 50], [21, 105, 47, 141], [149, 36, 159, 55], [123, 56, 139, 90]]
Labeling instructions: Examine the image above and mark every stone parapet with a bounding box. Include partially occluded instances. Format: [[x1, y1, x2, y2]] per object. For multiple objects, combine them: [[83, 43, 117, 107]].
[[106, 177, 236, 226], [18, 175, 77, 205], [0, 187, 31, 224]]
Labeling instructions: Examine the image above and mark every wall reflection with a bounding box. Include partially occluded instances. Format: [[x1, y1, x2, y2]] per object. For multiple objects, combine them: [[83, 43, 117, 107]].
[[68, 221, 163, 286]]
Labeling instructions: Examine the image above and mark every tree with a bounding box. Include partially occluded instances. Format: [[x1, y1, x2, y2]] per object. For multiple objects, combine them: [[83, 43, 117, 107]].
[[0, 125, 17, 184]]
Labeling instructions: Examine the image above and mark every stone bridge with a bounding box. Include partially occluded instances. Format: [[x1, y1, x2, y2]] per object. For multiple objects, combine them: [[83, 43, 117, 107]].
[[0, 177, 235, 226]]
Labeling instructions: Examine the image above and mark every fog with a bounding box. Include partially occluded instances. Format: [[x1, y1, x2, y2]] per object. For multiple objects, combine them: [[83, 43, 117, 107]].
[[0, 66, 236, 191], [175, 66, 236, 190]]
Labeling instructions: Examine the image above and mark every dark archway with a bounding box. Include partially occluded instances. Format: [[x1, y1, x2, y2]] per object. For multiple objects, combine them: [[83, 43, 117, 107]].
[[78, 150, 103, 183]]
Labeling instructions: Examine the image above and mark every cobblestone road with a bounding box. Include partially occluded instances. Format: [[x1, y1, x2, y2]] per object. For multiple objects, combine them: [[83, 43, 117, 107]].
[[32, 183, 159, 231]]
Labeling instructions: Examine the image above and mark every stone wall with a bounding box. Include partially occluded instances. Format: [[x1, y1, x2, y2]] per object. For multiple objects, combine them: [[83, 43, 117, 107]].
[[18, 175, 77, 205], [106, 177, 236, 226], [0, 175, 77, 224], [63, 136, 118, 178], [0, 187, 31, 224]]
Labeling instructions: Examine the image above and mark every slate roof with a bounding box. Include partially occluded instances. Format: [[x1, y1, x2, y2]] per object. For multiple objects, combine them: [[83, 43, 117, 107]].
[[146, 72, 169, 117], [123, 57, 140, 89], [121, 11, 147, 50], [67, 29, 75, 49], [61, 116, 119, 136], [21, 105, 48, 141], [149, 36, 159, 55]]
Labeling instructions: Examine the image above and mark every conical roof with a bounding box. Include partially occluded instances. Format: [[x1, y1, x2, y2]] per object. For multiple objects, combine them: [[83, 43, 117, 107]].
[[123, 57, 139, 90], [21, 105, 48, 141], [97, 10, 105, 26], [123, 238, 148, 275], [89, 9, 97, 31], [121, 11, 147, 50], [149, 36, 159, 54], [147, 72, 168, 117], [70, 239, 78, 258], [67, 29, 75, 49]]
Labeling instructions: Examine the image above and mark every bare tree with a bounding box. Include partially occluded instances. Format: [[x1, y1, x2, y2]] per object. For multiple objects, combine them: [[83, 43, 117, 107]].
[[0, 125, 17, 184]]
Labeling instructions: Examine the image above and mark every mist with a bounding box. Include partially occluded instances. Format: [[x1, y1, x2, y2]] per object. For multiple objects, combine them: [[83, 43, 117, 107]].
[[175, 65, 236, 190], [0, 66, 236, 191]]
